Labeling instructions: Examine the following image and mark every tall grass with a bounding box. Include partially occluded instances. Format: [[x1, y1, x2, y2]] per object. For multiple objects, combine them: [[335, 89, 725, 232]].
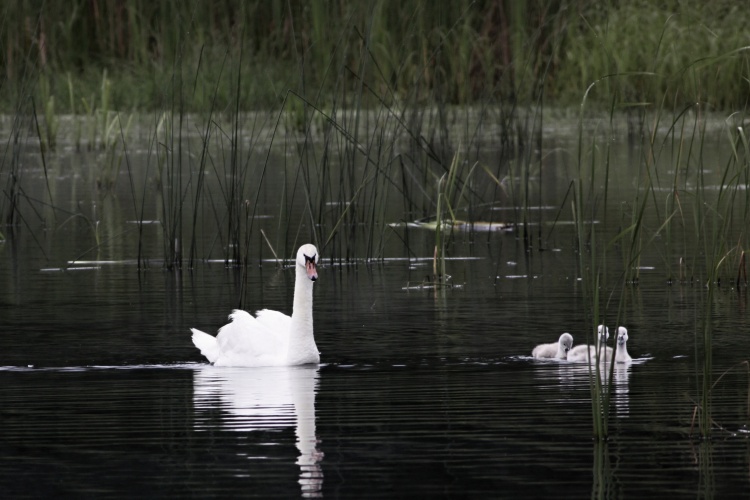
[[570, 58, 749, 438], [3, 1, 748, 115], [578, 118, 749, 439], [1, 2, 747, 269], [687, 112, 750, 437], [542, 0, 748, 437]]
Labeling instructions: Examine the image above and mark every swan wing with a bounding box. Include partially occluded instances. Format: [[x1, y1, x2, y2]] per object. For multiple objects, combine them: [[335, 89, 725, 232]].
[[532, 342, 556, 358], [568, 344, 613, 363], [254, 308, 292, 331], [567, 344, 596, 362], [212, 309, 290, 366]]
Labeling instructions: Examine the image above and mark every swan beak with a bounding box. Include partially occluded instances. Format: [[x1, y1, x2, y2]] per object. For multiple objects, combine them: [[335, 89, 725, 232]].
[[305, 257, 318, 281]]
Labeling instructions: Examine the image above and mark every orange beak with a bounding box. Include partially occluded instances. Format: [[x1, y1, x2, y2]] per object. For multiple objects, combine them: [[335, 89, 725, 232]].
[[305, 257, 318, 281]]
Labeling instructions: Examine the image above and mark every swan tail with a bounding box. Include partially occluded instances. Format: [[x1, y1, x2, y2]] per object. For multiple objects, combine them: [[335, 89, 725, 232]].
[[191, 328, 220, 363]]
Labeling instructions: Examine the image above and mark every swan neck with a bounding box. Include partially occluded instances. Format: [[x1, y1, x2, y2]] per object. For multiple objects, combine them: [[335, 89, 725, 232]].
[[291, 266, 314, 332], [285, 264, 319, 365]]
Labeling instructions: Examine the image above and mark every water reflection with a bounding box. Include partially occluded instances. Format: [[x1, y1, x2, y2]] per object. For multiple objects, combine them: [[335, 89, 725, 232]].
[[592, 442, 616, 499], [534, 361, 632, 417], [693, 441, 715, 500], [192, 365, 322, 497], [574, 362, 631, 418]]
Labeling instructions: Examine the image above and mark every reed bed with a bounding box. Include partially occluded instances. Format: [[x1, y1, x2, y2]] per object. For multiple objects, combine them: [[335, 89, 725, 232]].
[[3, 1, 749, 115]]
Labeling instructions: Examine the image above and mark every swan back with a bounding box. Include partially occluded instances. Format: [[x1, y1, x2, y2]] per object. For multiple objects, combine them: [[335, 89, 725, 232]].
[[567, 324, 611, 362], [216, 310, 290, 366]]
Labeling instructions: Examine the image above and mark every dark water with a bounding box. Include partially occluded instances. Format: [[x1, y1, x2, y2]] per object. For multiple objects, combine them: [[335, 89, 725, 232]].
[[3, 247, 750, 498], [2, 115, 750, 497]]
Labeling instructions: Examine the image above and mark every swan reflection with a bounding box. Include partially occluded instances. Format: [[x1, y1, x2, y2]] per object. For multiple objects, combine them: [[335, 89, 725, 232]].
[[562, 362, 631, 417], [534, 361, 632, 417], [193, 364, 322, 497]]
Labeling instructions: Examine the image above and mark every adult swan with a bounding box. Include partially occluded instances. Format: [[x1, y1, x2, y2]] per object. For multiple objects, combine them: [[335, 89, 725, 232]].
[[191, 244, 321, 367]]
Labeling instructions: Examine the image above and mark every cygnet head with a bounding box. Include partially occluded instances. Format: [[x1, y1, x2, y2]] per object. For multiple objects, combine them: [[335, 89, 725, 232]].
[[597, 324, 609, 342], [297, 244, 319, 281], [616, 326, 628, 346], [559, 333, 574, 354]]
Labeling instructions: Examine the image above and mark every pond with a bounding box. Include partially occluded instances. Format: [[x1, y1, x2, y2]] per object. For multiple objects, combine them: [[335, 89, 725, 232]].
[[1, 110, 749, 497]]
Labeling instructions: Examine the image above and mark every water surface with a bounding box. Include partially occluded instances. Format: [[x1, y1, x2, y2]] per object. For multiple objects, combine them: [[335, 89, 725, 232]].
[[2, 251, 750, 497], [2, 113, 750, 497]]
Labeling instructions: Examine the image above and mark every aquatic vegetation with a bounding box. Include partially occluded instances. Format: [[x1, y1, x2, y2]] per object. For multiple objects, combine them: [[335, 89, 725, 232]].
[[37, 76, 58, 152], [434, 151, 465, 280], [398, 220, 512, 233], [690, 360, 750, 436], [3, 1, 749, 114]]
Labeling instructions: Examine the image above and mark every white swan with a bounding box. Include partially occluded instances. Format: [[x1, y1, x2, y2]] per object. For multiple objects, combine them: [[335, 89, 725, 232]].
[[532, 333, 574, 359], [567, 325, 612, 363], [614, 326, 632, 363], [191, 244, 321, 367]]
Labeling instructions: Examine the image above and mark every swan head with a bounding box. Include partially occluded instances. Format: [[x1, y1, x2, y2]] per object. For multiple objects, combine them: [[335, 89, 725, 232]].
[[616, 326, 628, 346], [597, 324, 609, 342], [559, 333, 574, 353], [297, 244, 319, 282]]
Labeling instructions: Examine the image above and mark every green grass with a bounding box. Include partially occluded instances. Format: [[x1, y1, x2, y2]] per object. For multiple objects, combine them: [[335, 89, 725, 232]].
[[2, 2, 748, 272], [568, 55, 750, 438], [2, 1, 748, 114]]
